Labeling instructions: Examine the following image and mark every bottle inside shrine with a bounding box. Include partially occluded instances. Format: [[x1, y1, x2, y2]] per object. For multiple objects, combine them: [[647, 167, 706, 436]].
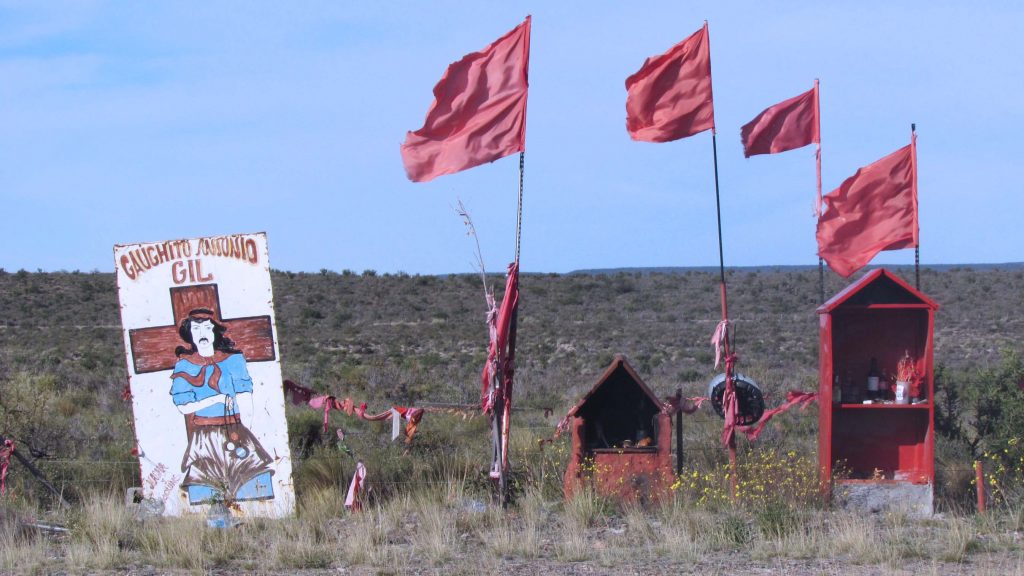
[[879, 369, 892, 401], [866, 357, 881, 402]]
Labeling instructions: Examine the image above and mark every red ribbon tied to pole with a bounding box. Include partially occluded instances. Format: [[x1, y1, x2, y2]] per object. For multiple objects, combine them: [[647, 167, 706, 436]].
[[308, 395, 342, 435], [0, 439, 14, 496], [738, 390, 818, 441]]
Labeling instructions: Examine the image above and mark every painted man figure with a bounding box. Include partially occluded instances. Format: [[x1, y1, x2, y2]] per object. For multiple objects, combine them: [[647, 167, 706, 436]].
[[170, 308, 275, 504]]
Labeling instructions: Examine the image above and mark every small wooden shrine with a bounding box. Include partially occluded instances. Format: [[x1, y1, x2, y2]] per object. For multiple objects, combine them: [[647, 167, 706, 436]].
[[817, 268, 938, 516], [563, 355, 672, 504]]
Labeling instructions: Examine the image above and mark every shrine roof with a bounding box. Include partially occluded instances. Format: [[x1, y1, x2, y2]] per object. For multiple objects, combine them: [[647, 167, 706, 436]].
[[567, 354, 663, 417], [816, 268, 939, 314]]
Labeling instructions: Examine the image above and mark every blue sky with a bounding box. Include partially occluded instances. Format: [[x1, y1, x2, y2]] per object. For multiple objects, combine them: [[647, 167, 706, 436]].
[[1, 2, 1021, 274]]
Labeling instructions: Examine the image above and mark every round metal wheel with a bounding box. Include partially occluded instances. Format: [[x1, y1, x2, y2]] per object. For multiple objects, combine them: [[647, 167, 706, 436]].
[[707, 372, 766, 425]]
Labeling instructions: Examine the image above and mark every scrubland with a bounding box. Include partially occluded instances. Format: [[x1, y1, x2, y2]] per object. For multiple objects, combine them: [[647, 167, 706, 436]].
[[0, 265, 1023, 574]]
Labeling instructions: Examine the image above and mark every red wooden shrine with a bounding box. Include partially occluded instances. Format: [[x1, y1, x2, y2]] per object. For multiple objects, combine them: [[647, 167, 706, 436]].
[[817, 269, 938, 509], [563, 355, 672, 504]]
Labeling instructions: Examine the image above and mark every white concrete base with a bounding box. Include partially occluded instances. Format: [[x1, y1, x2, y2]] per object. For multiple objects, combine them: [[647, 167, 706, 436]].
[[833, 481, 933, 518]]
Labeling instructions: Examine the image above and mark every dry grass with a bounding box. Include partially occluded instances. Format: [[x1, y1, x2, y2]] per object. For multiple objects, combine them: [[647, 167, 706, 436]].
[[0, 531, 48, 575], [3, 477, 1024, 574]]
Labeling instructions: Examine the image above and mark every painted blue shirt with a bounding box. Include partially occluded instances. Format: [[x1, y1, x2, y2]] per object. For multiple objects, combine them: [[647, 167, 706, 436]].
[[169, 354, 254, 418]]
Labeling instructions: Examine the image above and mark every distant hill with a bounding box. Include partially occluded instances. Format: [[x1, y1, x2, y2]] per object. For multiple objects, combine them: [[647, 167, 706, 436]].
[[2, 265, 1021, 407]]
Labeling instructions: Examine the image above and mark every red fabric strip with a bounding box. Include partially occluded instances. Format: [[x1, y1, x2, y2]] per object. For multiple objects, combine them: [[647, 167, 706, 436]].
[[737, 390, 818, 441], [0, 439, 13, 496]]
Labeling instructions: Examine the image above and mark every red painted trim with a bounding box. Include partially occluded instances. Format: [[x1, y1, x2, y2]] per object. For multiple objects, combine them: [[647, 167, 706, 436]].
[[816, 268, 939, 314], [835, 403, 930, 410]]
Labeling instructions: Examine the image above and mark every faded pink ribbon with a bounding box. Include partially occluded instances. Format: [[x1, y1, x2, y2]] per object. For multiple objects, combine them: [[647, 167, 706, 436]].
[[345, 461, 367, 512], [670, 396, 710, 415], [285, 380, 425, 442], [710, 320, 730, 369], [537, 412, 573, 449]]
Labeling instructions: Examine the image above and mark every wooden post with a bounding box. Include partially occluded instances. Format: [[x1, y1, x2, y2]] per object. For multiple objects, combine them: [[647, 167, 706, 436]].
[[2, 439, 70, 508], [675, 387, 684, 475], [729, 436, 738, 502], [975, 460, 986, 513]]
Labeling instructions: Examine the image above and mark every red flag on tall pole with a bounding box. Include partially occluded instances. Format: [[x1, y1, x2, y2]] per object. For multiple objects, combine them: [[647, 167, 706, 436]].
[[816, 134, 918, 278], [741, 80, 824, 216], [401, 17, 531, 183], [740, 83, 819, 157], [625, 22, 714, 142]]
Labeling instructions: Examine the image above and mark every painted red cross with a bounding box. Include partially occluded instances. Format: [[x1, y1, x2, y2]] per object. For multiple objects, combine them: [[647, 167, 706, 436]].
[[128, 284, 276, 374]]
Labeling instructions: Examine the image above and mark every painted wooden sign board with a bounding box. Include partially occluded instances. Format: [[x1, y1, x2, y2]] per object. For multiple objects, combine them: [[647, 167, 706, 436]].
[[114, 232, 295, 517]]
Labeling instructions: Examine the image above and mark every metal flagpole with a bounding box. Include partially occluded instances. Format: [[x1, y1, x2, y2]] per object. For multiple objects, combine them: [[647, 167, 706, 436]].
[[515, 152, 525, 264], [712, 135, 726, 289], [498, 150, 525, 507], [915, 247, 920, 290], [911, 124, 919, 290], [710, 129, 738, 500], [815, 80, 826, 304], [819, 259, 825, 304], [705, 18, 737, 498]]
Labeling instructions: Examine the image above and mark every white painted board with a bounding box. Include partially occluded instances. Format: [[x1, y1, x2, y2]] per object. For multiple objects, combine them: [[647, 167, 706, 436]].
[[114, 232, 294, 517]]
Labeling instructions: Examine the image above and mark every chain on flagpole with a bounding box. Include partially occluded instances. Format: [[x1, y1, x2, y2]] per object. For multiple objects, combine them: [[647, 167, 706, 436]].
[[515, 152, 524, 264], [912, 123, 919, 290]]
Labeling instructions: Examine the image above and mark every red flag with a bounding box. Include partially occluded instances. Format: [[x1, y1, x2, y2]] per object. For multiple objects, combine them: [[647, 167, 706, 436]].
[[625, 22, 714, 142], [741, 84, 819, 157], [401, 17, 531, 183], [817, 136, 918, 277]]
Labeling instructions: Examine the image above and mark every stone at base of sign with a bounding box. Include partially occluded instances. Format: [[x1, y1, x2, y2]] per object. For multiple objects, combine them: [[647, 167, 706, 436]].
[[833, 481, 933, 518], [125, 487, 165, 521], [206, 502, 237, 529]]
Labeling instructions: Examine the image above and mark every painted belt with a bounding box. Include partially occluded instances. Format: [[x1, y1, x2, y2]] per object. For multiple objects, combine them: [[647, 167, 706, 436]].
[[193, 414, 241, 426]]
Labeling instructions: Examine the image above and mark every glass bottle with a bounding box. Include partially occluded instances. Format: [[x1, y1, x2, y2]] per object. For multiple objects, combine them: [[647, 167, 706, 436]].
[[867, 357, 880, 402], [879, 370, 891, 402]]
